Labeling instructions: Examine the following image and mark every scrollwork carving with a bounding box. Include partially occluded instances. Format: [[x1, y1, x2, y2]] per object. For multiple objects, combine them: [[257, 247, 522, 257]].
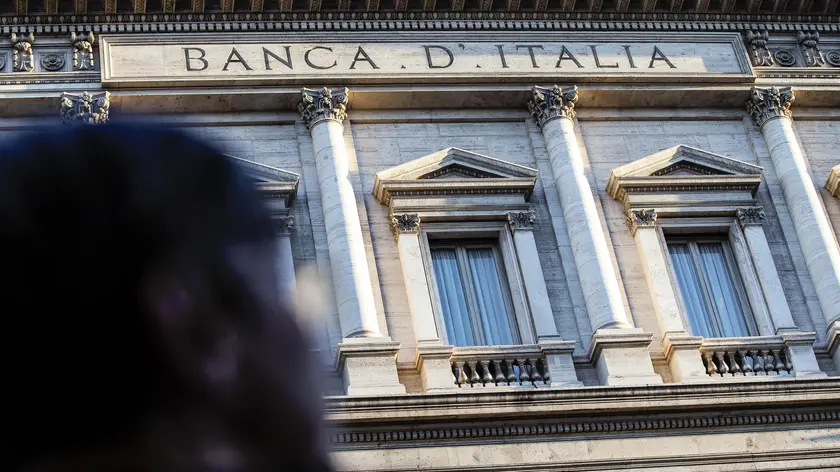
[[745, 86, 794, 128], [11, 33, 34, 72], [735, 207, 765, 227], [825, 51, 840, 67], [797, 31, 824, 68], [626, 209, 657, 235], [507, 211, 536, 231], [746, 31, 773, 67], [298, 87, 349, 129], [60, 91, 111, 125], [71, 32, 96, 71], [527, 85, 578, 127], [390, 213, 420, 237]]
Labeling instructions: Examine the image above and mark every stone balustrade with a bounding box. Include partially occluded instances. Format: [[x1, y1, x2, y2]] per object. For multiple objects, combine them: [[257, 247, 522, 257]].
[[450, 345, 550, 388], [700, 337, 794, 378]]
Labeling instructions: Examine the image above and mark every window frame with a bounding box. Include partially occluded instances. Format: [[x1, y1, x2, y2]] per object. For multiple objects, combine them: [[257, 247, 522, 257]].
[[665, 234, 758, 338], [419, 221, 536, 347], [657, 216, 774, 338]]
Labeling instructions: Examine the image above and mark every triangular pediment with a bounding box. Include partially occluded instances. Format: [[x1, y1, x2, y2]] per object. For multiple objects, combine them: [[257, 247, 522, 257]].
[[611, 145, 762, 179], [227, 154, 299, 206], [373, 148, 538, 206], [606, 145, 763, 204]]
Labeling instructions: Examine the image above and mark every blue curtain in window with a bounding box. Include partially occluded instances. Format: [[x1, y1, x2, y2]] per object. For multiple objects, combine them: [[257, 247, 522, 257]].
[[697, 243, 750, 337], [668, 244, 715, 338], [466, 248, 515, 346], [431, 249, 475, 346]]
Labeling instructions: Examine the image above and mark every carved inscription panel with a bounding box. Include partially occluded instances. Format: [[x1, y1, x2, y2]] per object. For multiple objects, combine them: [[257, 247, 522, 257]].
[[100, 32, 752, 87]]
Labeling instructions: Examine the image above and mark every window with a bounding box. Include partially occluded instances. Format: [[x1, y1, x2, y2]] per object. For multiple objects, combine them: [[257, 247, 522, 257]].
[[667, 237, 755, 338], [429, 240, 520, 347]]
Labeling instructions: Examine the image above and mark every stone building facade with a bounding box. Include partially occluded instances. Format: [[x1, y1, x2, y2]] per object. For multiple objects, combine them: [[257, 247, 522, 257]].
[[3, 2, 840, 470]]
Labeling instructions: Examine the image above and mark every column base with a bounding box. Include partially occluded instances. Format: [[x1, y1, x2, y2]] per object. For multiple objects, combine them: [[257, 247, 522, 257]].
[[336, 338, 406, 396], [825, 321, 840, 375], [415, 344, 457, 393], [663, 333, 708, 383], [540, 340, 584, 388], [588, 328, 663, 386]]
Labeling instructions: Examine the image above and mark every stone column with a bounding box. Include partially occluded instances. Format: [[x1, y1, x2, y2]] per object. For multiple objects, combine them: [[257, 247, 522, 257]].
[[273, 215, 297, 298], [626, 209, 706, 383], [299, 87, 404, 395], [529, 85, 660, 386], [298, 87, 381, 339], [60, 91, 110, 124], [735, 207, 797, 333], [746, 86, 840, 370]]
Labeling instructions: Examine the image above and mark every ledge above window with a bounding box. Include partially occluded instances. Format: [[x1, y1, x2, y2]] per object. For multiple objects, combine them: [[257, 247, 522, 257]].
[[605, 144, 763, 217], [373, 147, 538, 221]]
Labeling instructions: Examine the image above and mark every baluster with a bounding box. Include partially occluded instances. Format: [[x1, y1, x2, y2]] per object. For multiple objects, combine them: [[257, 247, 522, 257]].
[[506, 359, 518, 385], [714, 351, 729, 376], [703, 352, 716, 376], [728, 351, 742, 375], [765, 351, 778, 375], [518, 359, 531, 384], [742, 351, 755, 375], [773, 350, 786, 373], [783, 350, 793, 373], [754, 350, 766, 375], [480, 360, 494, 385], [468, 361, 481, 386], [456, 361, 469, 386], [494, 359, 506, 385], [541, 359, 551, 384], [529, 359, 543, 383]]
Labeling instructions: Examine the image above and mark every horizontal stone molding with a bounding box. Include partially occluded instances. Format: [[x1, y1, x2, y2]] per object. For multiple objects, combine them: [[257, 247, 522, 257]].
[[329, 410, 840, 446]]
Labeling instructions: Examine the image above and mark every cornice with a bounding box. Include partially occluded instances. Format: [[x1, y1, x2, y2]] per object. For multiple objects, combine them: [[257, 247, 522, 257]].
[[0, 18, 839, 33], [324, 377, 840, 423]]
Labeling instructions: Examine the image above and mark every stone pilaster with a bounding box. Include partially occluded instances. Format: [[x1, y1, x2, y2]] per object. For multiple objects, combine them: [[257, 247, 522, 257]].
[[529, 85, 659, 386], [506, 210, 563, 342], [746, 87, 840, 369], [299, 86, 404, 395], [272, 215, 297, 298], [60, 91, 111, 125], [626, 209, 706, 383]]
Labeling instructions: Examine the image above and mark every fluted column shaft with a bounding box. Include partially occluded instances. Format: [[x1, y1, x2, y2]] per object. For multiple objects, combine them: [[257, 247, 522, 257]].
[[299, 87, 381, 339], [747, 87, 840, 329], [529, 85, 631, 332]]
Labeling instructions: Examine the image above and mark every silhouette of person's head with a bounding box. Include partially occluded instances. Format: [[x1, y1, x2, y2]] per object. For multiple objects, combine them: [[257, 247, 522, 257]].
[[3, 124, 330, 472]]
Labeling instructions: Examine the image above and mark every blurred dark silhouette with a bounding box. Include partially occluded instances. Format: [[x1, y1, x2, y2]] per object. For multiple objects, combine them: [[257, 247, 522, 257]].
[[3, 124, 331, 472]]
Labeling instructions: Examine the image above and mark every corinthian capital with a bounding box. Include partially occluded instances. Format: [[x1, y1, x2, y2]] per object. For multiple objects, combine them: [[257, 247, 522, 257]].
[[60, 91, 110, 125], [507, 211, 536, 231], [390, 213, 420, 238], [746, 86, 794, 128], [273, 215, 295, 234], [626, 209, 657, 236], [298, 87, 349, 129], [735, 207, 766, 228], [527, 85, 578, 127]]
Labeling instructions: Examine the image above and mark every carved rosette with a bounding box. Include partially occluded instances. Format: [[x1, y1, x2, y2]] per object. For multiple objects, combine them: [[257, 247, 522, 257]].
[[507, 211, 536, 231], [746, 31, 774, 67], [71, 32, 96, 71], [60, 91, 111, 125], [273, 215, 295, 234], [298, 87, 349, 130], [527, 85, 578, 128], [746, 86, 794, 128], [797, 31, 825, 68], [11, 33, 34, 73], [626, 209, 657, 235], [390, 213, 420, 237], [736, 207, 766, 228]]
